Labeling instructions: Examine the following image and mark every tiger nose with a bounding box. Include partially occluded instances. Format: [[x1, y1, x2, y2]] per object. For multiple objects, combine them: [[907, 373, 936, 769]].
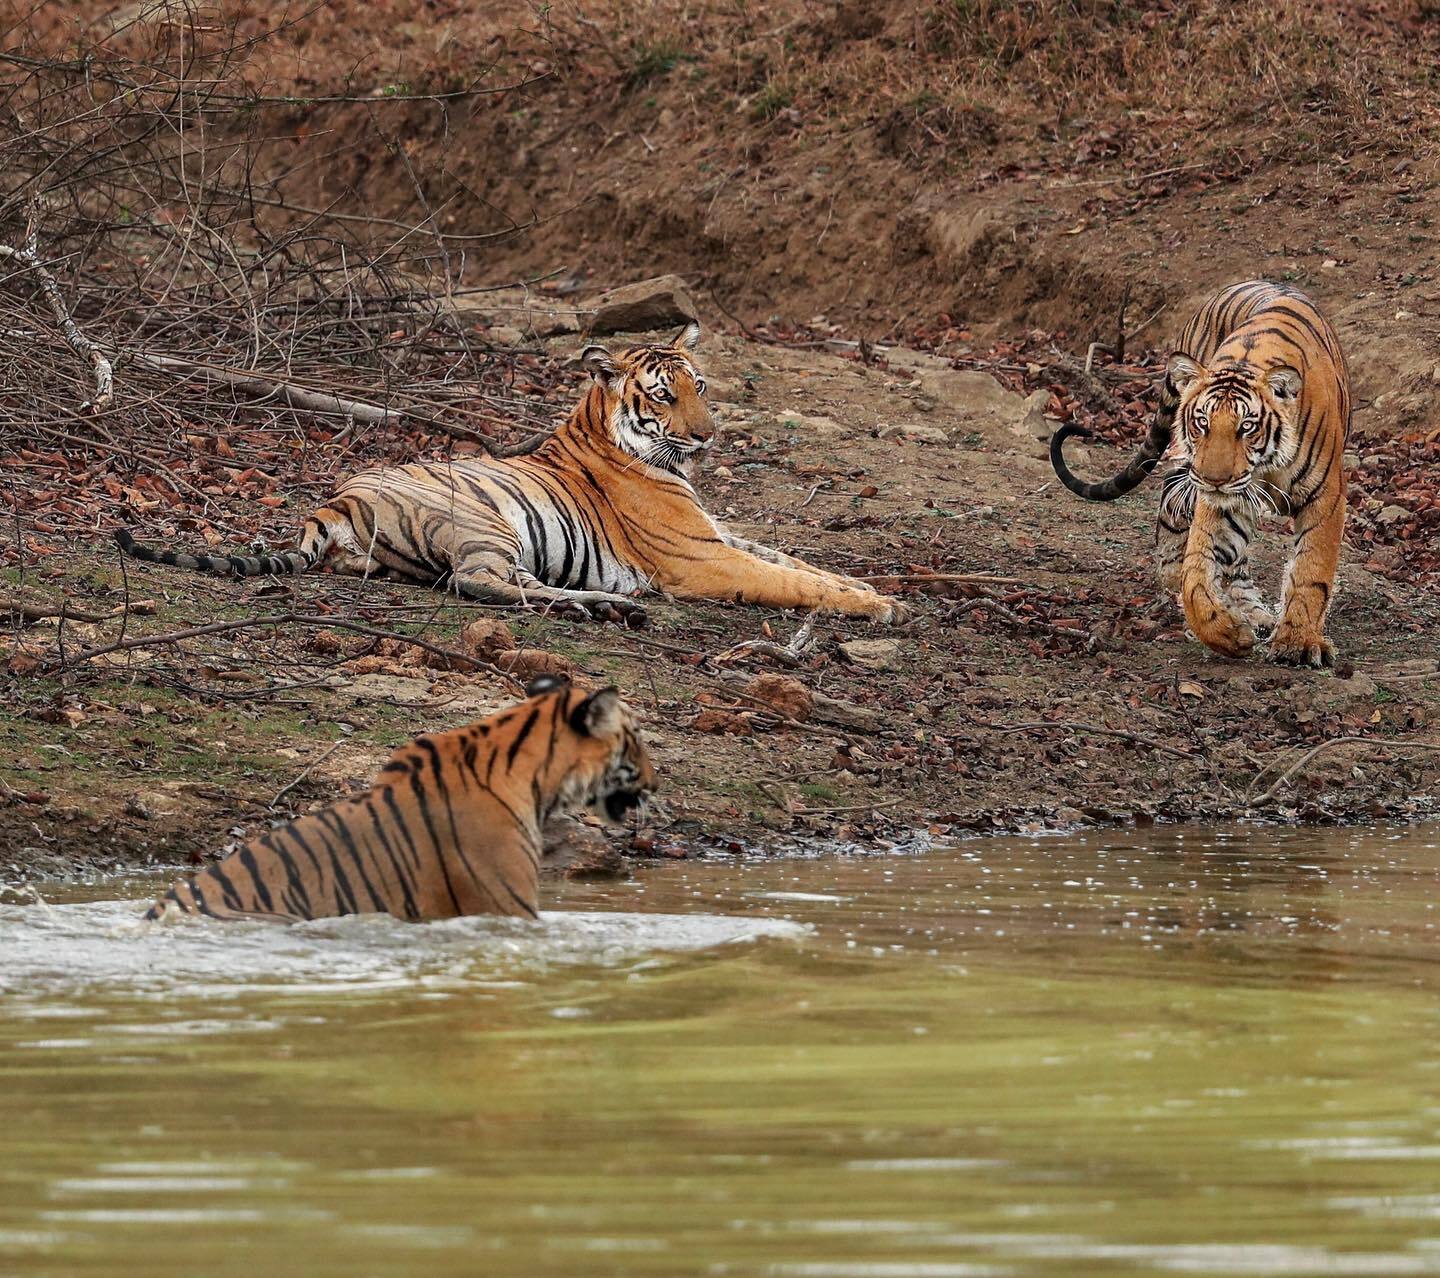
[[691, 421, 715, 444]]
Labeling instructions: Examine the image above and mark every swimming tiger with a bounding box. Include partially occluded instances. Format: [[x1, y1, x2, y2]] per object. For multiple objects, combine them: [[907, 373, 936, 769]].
[[1050, 280, 1351, 667], [144, 677, 654, 924], [115, 322, 901, 624]]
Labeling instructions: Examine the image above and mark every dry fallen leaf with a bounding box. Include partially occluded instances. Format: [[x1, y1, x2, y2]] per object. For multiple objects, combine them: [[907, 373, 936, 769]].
[[1178, 680, 1206, 699]]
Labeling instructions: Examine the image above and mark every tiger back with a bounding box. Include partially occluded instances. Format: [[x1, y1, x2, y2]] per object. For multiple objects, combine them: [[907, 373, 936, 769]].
[[145, 678, 654, 924]]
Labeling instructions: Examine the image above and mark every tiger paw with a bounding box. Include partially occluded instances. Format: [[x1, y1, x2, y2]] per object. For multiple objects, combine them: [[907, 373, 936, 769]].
[[596, 599, 648, 629], [1234, 602, 1277, 638], [1266, 628, 1334, 669], [868, 594, 908, 624]]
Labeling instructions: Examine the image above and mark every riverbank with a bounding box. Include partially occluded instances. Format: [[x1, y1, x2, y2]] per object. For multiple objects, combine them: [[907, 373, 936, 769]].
[[4, 322, 1438, 882]]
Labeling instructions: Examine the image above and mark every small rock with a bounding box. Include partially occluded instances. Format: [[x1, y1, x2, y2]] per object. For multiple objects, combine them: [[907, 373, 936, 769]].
[[340, 674, 434, 706], [1377, 504, 1410, 526], [585, 274, 698, 335], [461, 618, 517, 658], [1431, 363, 1440, 384], [1322, 258, 1340, 269], [126, 791, 182, 820], [486, 325, 525, 345], [494, 648, 579, 681], [837, 638, 902, 670], [773, 412, 845, 439], [744, 673, 814, 722], [541, 816, 626, 879], [878, 423, 951, 445], [1342, 451, 1361, 470], [692, 708, 753, 735]]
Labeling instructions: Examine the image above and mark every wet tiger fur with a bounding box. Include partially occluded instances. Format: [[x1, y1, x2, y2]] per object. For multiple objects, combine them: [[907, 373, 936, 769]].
[[115, 322, 900, 624], [1050, 280, 1351, 667], [144, 677, 654, 924]]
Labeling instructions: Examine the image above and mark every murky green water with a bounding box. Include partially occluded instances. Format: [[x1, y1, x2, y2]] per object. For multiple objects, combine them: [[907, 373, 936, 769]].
[[2, 824, 1439, 1277]]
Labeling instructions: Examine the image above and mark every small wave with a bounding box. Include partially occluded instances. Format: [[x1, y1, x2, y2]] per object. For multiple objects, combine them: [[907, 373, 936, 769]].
[[0, 899, 810, 1001]]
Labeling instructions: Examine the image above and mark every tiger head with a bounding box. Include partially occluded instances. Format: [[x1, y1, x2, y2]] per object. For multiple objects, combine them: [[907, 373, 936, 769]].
[[525, 676, 657, 824], [579, 321, 713, 473], [1167, 353, 1301, 502]]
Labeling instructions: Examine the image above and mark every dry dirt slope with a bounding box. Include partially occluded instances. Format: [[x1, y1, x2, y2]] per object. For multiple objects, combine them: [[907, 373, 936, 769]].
[[4, 325, 1438, 881]]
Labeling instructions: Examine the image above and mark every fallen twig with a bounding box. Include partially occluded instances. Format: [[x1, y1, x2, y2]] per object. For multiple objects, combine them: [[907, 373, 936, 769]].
[[1247, 736, 1440, 807], [0, 231, 113, 411], [3, 594, 156, 624], [859, 573, 1023, 587], [124, 353, 490, 445], [270, 740, 345, 809], [41, 610, 525, 691]]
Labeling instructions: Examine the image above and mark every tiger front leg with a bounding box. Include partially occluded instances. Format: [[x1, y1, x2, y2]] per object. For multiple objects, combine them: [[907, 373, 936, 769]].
[[1179, 500, 1256, 659], [659, 543, 903, 621], [719, 527, 860, 578], [1212, 503, 1275, 636], [1267, 488, 1344, 669], [1155, 469, 1192, 595]]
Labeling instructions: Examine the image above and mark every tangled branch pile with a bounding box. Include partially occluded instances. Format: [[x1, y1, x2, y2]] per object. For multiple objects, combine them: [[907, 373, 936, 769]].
[[0, 4, 562, 559]]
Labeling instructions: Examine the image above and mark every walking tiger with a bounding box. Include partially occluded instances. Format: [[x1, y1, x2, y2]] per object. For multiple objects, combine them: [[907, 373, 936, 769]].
[[1049, 280, 1351, 667]]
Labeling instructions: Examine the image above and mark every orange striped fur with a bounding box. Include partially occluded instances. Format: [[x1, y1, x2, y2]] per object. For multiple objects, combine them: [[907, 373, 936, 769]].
[[145, 679, 653, 924], [1052, 281, 1350, 667], [117, 323, 900, 623]]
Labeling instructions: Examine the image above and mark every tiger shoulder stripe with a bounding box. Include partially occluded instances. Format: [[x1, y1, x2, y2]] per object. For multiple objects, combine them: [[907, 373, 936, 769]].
[[144, 678, 654, 924]]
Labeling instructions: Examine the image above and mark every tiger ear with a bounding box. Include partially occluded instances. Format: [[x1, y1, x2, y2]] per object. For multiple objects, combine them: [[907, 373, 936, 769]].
[[569, 686, 623, 738], [1266, 365, 1302, 402], [672, 320, 701, 352], [525, 674, 570, 698], [1167, 353, 1203, 393], [579, 344, 623, 388]]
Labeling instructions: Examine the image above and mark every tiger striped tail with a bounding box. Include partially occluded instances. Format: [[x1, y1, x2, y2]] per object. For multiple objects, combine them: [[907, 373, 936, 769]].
[[114, 527, 315, 577], [1049, 386, 1179, 502]]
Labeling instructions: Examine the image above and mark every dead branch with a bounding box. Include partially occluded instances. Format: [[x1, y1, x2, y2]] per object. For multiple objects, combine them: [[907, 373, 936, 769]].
[[41, 610, 526, 692], [0, 232, 113, 411], [4, 596, 116, 624], [1248, 736, 1440, 807], [859, 573, 1024, 587], [125, 353, 490, 444], [270, 740, 345, 809]]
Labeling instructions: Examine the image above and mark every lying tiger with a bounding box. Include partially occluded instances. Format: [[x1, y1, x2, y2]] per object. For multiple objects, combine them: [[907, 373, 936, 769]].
[[116, 322, 900, 624], [145, 677, 653, 924], [1050, 280, 1351, 668]]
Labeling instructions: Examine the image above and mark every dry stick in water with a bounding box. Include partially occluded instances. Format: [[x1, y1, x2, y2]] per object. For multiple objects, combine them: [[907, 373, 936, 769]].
[[0, 232, 113, 411], [1247, 736, 1440, 808]]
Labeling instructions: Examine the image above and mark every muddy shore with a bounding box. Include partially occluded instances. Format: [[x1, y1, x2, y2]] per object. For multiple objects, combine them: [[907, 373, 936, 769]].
[[4, 325, 1438, 884]]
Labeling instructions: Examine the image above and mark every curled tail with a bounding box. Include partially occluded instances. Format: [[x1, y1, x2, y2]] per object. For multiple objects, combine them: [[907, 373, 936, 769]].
[[1049, 379, 1181, 501], [115, 526, 318, 577]]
